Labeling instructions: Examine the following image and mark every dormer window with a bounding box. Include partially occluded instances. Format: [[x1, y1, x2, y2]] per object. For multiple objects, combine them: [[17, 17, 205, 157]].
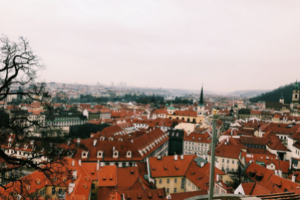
[[82, 151, 88, 158], [113, 150, 119, 158], [97, 151, 103, 158], [118, 138, 123, 141], [100, 136, 105, 141], [109, 137, 113, 141], [126, 150, 132, 158]]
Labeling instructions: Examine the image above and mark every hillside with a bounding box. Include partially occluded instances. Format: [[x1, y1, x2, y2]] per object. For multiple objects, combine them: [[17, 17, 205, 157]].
[[250, 82, 295, 104], [227, 90, 269, 98]]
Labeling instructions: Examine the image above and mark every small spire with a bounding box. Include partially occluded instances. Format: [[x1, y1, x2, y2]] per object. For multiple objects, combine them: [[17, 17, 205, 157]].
[[199, 85, 204, 106]]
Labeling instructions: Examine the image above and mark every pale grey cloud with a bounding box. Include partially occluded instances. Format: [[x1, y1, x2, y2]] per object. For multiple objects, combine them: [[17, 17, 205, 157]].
[[1, 0, 300, 93]]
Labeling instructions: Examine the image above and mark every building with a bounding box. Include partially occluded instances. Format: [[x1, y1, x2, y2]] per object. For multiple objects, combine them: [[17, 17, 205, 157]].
[[208, 137, 246, 174], [72, 128, 169, 167], [168, 129, 185, 155], [148, 155, 233, 195], [183, 131, 211, 156], [167, 87, 206, 124]]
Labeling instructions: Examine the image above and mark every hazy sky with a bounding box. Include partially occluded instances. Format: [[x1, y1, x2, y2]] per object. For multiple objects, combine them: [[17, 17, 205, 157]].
[[1, 0, 300, 93]]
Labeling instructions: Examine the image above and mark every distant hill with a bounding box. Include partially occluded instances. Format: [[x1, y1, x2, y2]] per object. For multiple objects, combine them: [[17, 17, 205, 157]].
[[250, 83, 295, 104], [227, 90, 269, 98], [164, 88, 215, 96]]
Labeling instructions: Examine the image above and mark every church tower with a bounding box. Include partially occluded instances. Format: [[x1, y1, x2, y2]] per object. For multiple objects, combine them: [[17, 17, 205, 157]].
[[279, 93, 284, 104], [197, 86, 205, 116], [292, 80, 300, 108]]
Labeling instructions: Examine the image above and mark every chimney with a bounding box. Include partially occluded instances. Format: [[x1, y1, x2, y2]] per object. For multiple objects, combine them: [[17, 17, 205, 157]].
[[226, 137, 229, 143], [174, 155, 178, 161], [113, 146, 115, 151], [71, 160, 75, 166], [97, 160, 99, 171], [72, 170, 77, 180], [278, 169, 282, 177], [181, 155, 184, 160], [78, 160, 81, 166], [100, 162, 104, 167], [77, 138, 80, 146], [275, 170, 278, 175], [292, 173, 296, 182], [93, 139, 97, 147], [201, 162, 204, 167], [216, 174, 219, 181]]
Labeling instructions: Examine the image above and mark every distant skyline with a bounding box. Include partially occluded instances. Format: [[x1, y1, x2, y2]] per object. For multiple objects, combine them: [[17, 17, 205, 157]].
[[1, 0, 300, 93]]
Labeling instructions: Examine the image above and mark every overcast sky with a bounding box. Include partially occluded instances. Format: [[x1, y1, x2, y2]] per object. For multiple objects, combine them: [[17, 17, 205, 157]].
[[1, 0, 300, 93]]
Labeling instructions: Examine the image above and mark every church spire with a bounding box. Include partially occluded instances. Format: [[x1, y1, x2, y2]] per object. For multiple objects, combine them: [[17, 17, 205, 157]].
[[199, 85, 204, 106]]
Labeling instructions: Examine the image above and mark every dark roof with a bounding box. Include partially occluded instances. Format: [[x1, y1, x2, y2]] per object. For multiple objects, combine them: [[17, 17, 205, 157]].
[[265, 102, 284, 109], [238, 109, 251, 114]]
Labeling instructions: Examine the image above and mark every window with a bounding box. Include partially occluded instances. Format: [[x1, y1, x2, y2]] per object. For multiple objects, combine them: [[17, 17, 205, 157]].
[[181, 178, 185, 189], [227, 160, 229, 164], [232, 160, 234, 164], [159, 179, 162, 184], [167, 179, 170, 183], [174, 188, 177, 193], [92, 183, 95, 189], [166, 188, 169, 193], [222, 159, 224, 163], [174, 178, 177, 183], [52, 187, 55, 195]]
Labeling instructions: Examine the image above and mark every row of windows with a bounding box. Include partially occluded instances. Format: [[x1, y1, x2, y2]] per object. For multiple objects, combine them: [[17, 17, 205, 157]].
[[216, 158, 238, 165], [185, 146, 207, 151], [158, 178, 185, 189], [185, 142, 208, 147]]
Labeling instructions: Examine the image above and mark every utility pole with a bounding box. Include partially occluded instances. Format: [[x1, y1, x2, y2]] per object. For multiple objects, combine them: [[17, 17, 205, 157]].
[[208, 109, 218, 200]]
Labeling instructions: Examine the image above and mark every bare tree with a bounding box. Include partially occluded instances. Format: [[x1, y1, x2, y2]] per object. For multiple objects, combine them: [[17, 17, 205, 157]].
[[0, 36, 80, 199]]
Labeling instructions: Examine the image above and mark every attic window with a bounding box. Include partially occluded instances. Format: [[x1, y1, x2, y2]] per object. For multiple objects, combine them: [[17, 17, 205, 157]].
[[100, 137, 105, 141], [192, 137, 195, 140], [137, 193, 142, 199], [127, 151, 132, 157], [151, 165, 156, 171], [98, 151, 103, 157], [109, 137, 113, 141], [35, 179, 40, 185], [163, 165, 168, 170]]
